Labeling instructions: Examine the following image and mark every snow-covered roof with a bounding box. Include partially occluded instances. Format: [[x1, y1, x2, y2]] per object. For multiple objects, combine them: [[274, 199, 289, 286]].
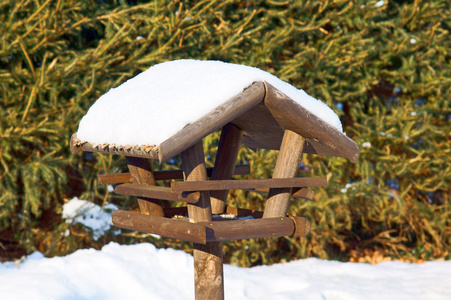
[[71, 60, 358, 163]]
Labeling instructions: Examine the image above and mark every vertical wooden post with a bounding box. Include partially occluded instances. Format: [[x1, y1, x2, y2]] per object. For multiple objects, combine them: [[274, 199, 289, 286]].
[[263, 130, 305, 218], [181, 142, 212, 223], [181, 141, 224, 300], [211, 123, 242, 214], [126, 156, 164, 217]]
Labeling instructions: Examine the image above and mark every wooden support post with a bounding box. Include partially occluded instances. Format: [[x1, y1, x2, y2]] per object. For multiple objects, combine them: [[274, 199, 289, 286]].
[[181, 141, 224, 300], [211, 123, 242, 214], [193, 242, 223, 299], [181, 142, 212, 223], [126, 156, 164, 217], [263, 130, 306, 218]]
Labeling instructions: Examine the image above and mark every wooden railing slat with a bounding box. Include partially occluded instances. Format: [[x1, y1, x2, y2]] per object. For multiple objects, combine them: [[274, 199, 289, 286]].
[[115, 183, 200, 203], [112, 210, 310, 244], [242, 187, 315, 200], [171, 177, 327, 192], [97, 164, 251, 185]]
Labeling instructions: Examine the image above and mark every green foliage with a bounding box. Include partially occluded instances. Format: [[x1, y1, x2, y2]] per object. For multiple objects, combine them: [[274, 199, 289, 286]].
[[0, 0, 449, 265]]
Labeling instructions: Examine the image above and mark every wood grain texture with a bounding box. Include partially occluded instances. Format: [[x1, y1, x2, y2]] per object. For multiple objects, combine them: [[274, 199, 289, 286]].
[[210, 123, 243, 214], [193, 242, 224, 300], [204, 217, 299, 241], [114, 183, 200, 203], [231, 101, 283, 150], [181, 141, 213, 223], [97, 165, 251, 185], [126, 156, 164, 217], [263, 130, 305, 218], [171, 177, 327, 192], [290, 216, 311, 237], [264, 82, 359, 162], [158, 81, 265, 163], [112, 210, 310, 243], [112, 210, 207, 243], [181, 141, 224, 300], [243, 187, 315, 200]]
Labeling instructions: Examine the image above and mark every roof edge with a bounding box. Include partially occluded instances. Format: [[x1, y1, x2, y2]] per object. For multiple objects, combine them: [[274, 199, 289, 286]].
[[158, 81, 266, 163], [263, 82, 359, 163], [70, 133, 160, 160]]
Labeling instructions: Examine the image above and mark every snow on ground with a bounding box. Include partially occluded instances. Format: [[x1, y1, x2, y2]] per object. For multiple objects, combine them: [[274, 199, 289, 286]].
[[62, 198, 120, 240], [1, 198, 450, 299], [77, 60, 343, 147], [0, 242, 450, 300]]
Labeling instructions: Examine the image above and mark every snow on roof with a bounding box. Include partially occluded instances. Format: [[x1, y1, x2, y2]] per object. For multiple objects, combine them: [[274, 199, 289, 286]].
[[76, 59, 342, 147]]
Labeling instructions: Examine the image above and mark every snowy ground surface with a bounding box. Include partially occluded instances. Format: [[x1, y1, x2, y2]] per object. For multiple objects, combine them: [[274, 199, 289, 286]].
[[1, 242, 450, 300], [3, 198, 449, 299]]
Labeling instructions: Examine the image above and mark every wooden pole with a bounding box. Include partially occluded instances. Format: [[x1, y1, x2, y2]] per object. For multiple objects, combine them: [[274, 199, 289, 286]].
[[126, 156, 164, 217], [211, 123, 242, 214], [181, 142, 212, 223], [263, 130, 306, 218], [181, 141, 224, 300], [193, 242, 223, 299]]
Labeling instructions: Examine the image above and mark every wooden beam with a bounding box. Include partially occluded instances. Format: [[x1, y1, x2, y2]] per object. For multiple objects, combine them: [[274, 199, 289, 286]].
[[158, 81, 265, 164], [211, 123, 243, 214], [112, 210, 207, 243], [112, 210, 310, 243], [97, 165, 251, 185], [181, 142, 213, 222], [204, 216, 310, 241], [115, 183, 201, 204], [181, 141, 224, 300], [126, 156, 164, 217], [264, 82, 359, 162], [244, 187, 315, 200], [171, 177, 327, 192], [263, 130, 305, 218]]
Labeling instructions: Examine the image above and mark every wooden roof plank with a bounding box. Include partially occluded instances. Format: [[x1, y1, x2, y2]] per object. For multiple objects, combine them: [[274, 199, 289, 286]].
[[158, 81, 266, 163], [263, 82, 359, 162]]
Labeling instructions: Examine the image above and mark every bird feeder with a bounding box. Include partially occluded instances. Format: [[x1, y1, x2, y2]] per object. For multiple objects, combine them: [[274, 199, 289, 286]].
[[71, 62, 359, 299]]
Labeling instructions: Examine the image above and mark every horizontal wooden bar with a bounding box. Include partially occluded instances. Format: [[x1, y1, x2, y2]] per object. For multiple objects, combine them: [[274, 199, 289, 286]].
[[98, 173, 132, 185], [204, 216, 310, 241], [97, 164, 251, 185], [112, 210, 207, 243], [172, 177, 327, 192], [115, 183, 200, 203], [225, 206, 264, 219], [243, 187, 315, 200], [112, 210, 310, 244]]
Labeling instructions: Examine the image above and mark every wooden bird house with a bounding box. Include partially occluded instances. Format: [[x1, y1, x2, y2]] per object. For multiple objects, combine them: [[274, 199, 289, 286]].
[[71, 68, 359, 299]]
